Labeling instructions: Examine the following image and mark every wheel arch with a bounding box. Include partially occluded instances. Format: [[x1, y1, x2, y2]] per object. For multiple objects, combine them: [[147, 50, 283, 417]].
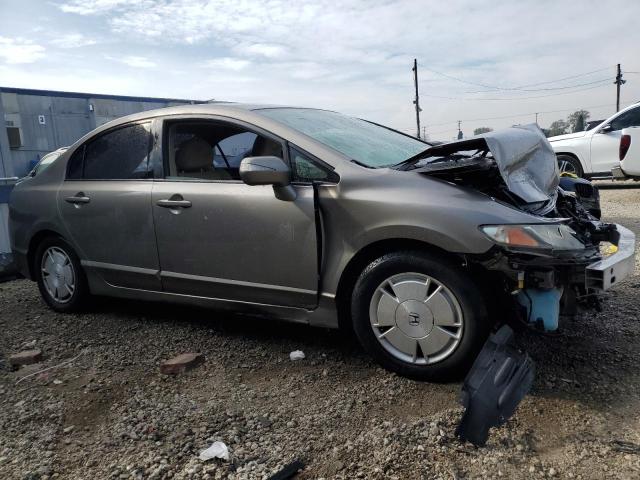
[[26, 229, 64, 279], [334, 238, 463, 331]]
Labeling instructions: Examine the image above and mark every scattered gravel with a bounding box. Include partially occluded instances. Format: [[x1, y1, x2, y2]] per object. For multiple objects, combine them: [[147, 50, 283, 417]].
[[1, 187, 640, 479]]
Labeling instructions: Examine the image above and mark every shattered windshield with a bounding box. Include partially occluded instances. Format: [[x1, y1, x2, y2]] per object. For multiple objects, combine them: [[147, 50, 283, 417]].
[[258, 108, 429, 168]]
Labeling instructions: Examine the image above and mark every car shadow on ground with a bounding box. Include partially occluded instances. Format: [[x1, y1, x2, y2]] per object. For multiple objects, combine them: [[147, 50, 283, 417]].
[[85, 291, 639, 417]]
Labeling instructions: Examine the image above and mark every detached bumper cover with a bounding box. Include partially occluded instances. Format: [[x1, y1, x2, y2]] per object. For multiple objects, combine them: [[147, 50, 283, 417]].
[[586, 224, 636, 291]]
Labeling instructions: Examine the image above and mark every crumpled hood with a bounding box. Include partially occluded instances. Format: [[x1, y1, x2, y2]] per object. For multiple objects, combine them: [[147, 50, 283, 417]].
[[480, 124, 559, 204], [414, 124, 559, 207], [547, 131, 587, 142]]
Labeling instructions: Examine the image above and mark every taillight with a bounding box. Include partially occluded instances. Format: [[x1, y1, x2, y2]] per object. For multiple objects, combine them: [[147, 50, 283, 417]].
[[620, 134, 631, 160]]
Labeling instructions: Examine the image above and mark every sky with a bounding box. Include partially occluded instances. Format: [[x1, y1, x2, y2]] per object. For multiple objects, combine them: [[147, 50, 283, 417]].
[[1, 0, 639, 140]]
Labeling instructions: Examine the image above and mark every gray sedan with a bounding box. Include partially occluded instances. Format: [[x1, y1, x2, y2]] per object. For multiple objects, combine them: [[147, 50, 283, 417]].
[[9, 104, 635, 380]]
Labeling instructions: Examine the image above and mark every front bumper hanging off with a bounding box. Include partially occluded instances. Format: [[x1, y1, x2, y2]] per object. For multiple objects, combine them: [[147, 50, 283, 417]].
[[586, 224, 636, 291]]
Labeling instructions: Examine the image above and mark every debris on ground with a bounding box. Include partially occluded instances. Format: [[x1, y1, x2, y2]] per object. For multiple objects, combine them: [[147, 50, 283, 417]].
[[266, 459, 304, 480], [159, 352, 204, 374], [456, 325, 535, 447], [289, 350, 305, 361], [199, 441, 230, 461], [9, 349, 43, 368]]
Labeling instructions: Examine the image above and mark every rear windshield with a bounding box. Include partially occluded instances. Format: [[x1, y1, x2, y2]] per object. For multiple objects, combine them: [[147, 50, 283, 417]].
[[258, 108, 428, 168]]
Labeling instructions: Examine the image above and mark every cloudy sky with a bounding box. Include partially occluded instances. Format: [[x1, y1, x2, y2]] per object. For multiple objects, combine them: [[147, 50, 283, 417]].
[[1, 0, 639, 140]]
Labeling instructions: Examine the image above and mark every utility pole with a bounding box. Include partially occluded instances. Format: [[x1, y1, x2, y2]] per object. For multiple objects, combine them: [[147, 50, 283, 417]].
[[412, 59, 422, 139], [614, 63, 626, 112], [535, 112, 539, 124], [422, 126, 427, 140]]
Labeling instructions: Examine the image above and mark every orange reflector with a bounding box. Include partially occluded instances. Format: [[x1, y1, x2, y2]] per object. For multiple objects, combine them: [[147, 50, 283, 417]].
[[505, 227, 540, 247]]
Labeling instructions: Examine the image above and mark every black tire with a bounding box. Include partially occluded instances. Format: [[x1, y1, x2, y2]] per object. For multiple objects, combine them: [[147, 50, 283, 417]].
[[557, 154, 584, 177], [34, 236, 89, 313], [351, 250, 490, 382]]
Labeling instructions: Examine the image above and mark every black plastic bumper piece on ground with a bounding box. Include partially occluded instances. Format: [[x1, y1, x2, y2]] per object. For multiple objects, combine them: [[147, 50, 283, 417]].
[[455, 325, 535, 447]]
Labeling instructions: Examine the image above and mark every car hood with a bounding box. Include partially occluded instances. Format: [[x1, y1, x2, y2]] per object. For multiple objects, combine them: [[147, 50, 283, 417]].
[[410, 124, 559, 214], [547, 131, 587, 142]]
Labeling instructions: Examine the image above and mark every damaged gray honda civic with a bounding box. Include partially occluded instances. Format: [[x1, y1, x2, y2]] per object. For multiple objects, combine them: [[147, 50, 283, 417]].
[[9, 104, 636, 381]]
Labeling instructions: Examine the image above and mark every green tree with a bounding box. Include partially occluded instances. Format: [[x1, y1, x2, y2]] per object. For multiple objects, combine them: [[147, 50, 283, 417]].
[[547, 119, 568, 137], [567, 110, 590, 133], [473, 127, 493, 135]]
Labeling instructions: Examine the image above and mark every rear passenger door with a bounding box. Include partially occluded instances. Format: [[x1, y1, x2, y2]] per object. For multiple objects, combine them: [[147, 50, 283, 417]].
[[57, 121, 162, 290]]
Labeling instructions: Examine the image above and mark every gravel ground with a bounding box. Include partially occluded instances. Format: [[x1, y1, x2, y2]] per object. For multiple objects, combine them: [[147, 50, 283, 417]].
[[1, 187, 640, 480]]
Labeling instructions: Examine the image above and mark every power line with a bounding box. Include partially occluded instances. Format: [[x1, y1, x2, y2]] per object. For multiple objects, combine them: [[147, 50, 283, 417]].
[[421, 65, 614, 92], [463, 77, 613, 94], [421, 81, 610, 101]]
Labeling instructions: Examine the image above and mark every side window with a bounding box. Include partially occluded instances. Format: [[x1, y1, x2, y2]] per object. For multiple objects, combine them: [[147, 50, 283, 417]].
[[610, 107, 640, 131], [290, 146, 339, 183], [214, 132, 257, 169], [79, 123, 153, 180], [165, 121, 283, 181], [66, 146, 85, 179]]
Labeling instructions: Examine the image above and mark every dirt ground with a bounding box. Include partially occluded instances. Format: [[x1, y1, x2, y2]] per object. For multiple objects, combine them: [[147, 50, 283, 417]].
[[1, 185, 640, 480]]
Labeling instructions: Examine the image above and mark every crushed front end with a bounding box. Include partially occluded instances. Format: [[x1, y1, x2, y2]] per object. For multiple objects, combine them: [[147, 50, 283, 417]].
[[402, 124, 636, 332]]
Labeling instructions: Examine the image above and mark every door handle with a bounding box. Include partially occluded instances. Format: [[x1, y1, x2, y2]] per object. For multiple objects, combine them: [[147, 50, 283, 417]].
[[65, 193, 91, 204], [156, 199, 192, 208]]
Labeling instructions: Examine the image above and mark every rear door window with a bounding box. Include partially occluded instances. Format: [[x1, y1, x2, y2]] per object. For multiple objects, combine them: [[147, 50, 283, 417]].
[[67, 123, 153, 180]]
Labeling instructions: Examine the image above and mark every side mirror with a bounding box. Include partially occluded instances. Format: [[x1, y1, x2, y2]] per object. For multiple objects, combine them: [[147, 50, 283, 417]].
[[239, 156, 297, 201], [599, 124, 613, 133]]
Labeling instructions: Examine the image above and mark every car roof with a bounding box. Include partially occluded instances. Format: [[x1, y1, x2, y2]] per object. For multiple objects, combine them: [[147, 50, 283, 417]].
[[107, 102, 325, 124]]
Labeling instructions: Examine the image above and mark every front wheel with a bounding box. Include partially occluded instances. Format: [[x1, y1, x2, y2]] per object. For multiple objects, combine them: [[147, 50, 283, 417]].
[[557, 154, 584, 177], [34, 236, 89, 313], [351, 251, 490, 381]]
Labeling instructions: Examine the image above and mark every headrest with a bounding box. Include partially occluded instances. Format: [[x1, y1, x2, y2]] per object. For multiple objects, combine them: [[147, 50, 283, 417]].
[[176, 137, 212, 172], [251, 136, 282, 158]]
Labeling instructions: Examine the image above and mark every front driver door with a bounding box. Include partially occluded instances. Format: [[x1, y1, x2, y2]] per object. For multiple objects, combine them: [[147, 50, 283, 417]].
[[590, 105, 640, 173], [151, 117, 318, 308]]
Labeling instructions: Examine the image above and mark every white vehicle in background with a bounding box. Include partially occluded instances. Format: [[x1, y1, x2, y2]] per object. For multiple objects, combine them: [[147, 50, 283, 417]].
[[614, 127, 640, 179], [548, 102, 640, 178]]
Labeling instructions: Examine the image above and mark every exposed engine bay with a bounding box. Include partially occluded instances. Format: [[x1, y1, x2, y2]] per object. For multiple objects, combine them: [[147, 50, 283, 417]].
[[396, 125, 635, 333]]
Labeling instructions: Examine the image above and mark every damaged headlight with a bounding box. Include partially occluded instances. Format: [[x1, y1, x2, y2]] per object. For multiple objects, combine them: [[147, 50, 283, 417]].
[[480, 224, 585, 250]]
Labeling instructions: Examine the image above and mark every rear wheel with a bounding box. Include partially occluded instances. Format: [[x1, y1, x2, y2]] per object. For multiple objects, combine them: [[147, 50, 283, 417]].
[[351, 251, 490, 381], [557, 154, 584, 177], [34, 237, 89, 312]]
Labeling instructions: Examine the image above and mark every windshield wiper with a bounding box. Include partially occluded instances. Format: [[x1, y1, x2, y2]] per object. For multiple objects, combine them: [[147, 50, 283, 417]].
[[351, 159, 375, 168], [391, 147, 435, 170]]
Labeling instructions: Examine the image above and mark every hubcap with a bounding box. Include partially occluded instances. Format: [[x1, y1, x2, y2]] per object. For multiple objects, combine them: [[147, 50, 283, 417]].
[[369, 273, 463, 365], [41, 246, 75, 303], [558, 158, 577, 175]]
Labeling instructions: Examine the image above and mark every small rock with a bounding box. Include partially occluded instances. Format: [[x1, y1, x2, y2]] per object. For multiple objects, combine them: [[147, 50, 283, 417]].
[[160, 353, 204, 375], [9, 349, 43, 367]]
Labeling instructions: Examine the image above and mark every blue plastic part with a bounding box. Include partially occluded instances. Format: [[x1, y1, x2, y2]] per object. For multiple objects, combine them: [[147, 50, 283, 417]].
[[516, 288, 563, 332]]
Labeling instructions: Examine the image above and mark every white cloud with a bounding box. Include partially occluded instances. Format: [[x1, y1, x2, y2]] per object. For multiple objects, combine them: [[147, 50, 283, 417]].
[[15, 1, 640, 137], [57, 0, 130, 15], [50, 33, 97, 48], [234, 43, 287, 59], [0, 37, 46, 64], [106, 55, 157, 68], [204, 57, 250, 71]]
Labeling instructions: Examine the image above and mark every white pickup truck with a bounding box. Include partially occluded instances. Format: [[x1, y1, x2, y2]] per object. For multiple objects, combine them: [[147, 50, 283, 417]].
[[614, 126, 640, 179], [548, 101, 640, 178]]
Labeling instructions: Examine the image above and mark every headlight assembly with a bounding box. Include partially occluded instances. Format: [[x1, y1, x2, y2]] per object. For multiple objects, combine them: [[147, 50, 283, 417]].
[[480, 224, 585, 250]]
